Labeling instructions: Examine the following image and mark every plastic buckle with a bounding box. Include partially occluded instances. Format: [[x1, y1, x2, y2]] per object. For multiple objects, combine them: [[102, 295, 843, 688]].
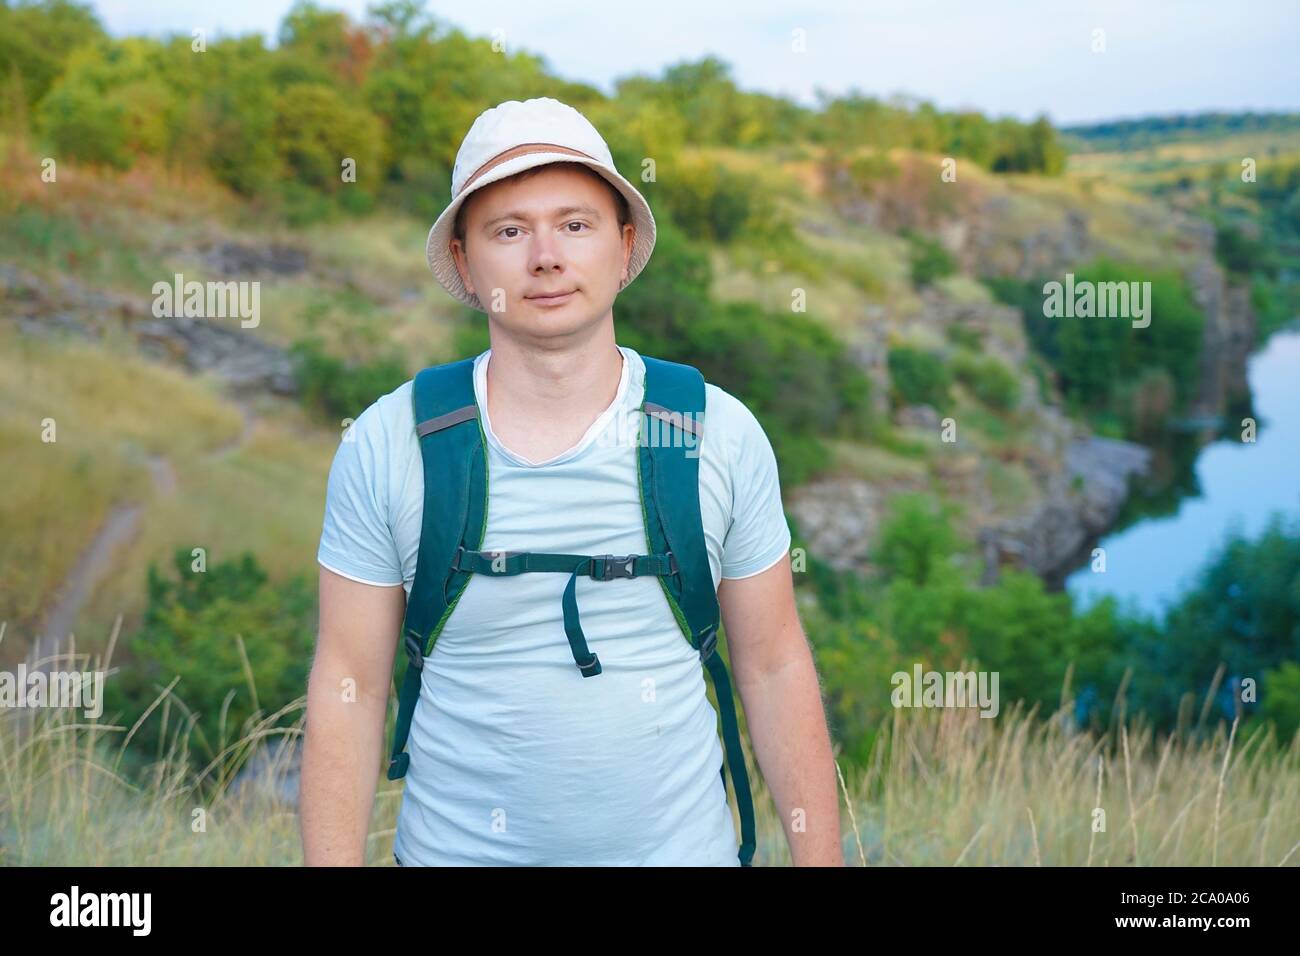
[[403, 631, 425, 671], [697, 626, 718, 662], [591, 554, 637, 580], [578, 652, 603, 677], [665, 551, 680, 576]]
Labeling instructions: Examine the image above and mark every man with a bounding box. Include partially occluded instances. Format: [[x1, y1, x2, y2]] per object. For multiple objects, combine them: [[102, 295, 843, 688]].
[[300, 97, 842, 866]]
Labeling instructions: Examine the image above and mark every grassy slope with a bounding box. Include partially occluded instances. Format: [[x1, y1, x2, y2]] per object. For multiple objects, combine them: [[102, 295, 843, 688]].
[[0, 136, 1238, 655]]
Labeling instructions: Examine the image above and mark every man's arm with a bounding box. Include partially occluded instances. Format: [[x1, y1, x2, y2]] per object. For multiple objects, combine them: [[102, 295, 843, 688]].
[[718, 552, 844, 866], [300, 565, 406, 865]]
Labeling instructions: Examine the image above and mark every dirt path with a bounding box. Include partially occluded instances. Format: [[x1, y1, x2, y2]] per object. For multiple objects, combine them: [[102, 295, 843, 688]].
[[27, 396, 256, 672]]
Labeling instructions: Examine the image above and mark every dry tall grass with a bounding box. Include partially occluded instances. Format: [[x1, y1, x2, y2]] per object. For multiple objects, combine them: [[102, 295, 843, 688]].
[[2, 621, 1296, 866]]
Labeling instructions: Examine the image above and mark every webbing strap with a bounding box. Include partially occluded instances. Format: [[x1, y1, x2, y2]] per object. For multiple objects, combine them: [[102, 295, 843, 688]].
[[703, 646, 757, 866], [452, 548, 677, 579], [454, 547, 677, 678]]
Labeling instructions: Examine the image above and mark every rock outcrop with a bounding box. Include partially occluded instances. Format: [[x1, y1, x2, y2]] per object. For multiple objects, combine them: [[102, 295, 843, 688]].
[[977, 437, 1152, 583], [1, 260, 299, 395]]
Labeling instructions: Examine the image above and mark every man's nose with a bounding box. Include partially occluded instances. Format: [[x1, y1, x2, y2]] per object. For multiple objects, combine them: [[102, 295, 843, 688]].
[[529, 231, 563, 272]]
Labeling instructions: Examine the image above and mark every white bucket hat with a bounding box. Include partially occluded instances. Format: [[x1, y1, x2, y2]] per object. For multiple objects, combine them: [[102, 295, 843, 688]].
[[425, 96, 657, 313]]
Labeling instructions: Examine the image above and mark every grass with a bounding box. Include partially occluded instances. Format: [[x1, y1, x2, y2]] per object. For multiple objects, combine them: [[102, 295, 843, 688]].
[[3, 634, 1295, 866], [0, 324, 240, 640]]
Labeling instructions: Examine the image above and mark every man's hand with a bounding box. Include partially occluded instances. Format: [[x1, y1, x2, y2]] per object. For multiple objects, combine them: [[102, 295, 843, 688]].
[[718, 553, 844, 866], [300, 566, 406, 865]]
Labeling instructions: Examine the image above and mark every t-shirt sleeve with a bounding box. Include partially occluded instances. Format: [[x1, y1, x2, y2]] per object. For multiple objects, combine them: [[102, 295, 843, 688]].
[[316, 403, 405, 587], [719, 395, 792, 580]]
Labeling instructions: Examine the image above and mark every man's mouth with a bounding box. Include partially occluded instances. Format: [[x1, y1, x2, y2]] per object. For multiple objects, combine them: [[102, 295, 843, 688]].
[[526, 289, 577, 305]]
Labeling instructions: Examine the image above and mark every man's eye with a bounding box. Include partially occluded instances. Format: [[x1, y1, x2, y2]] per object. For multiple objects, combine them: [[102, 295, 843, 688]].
[[498, 226, 521, 239], [565, 221, 589, 232]]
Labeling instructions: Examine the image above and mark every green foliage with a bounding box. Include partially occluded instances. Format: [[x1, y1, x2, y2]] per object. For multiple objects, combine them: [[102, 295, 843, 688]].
[[872, 493, 963, 587], [845, 151, 901, 191], [173, 35, 284, 196], [654, 153, 783, 244], [903, 230, 957, 287], [1260, 662, 1300, 744], [1130, 514, 1300, 731], [617, 55, 808, 150], [950, 351, 1021, 410], [3, 0, 1073, 227], [1116, 366, 1176, 438], [812, 94, 1066, 175], [290, 336, 410, 422], [887, 345, 951, 410], [945, 324, 983, 351], [987, 262, 1206, 434], [36, 52, 129, 167], [615, 218, 872, 486], [802, 493, 1134, 760], [1063, 111, 1300, 152], [104, 548, 315, 769], [1214, 223, 1275, 278], [989, 116, 1066, 175], [0, 0, 104, 114], [1251, 275, 1300, 340], [272, 82, 384, 195]]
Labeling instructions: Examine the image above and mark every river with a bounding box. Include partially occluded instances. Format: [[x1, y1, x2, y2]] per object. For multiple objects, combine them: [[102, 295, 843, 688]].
[[1065, 327, 1300, 619]]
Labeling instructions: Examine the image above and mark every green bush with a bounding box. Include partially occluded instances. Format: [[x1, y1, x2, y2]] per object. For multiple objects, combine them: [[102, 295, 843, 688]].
[[1214, 222, 1275, 278], [945, 324, 983, 351], [904, 230, 957, 287], [290, 337, 409, 422], [271, 81, 384, 194], [951, 351, 1021, 411], [872, 492, 963, 587], [887, 345, 951, 410], [616, 218, 872, 487], [656, 154, 764, 243], [37, 72, 130, 168], [1129, 514, 1300, 730], [104, 548, 315, 771], [986, 262, 1206, 434], [1260, 662, 1300, 744]]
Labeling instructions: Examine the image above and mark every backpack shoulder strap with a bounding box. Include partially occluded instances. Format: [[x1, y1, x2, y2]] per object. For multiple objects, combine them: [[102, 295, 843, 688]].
[[639, 354, 757, 866], [638, 355, 718, 652], [386, 357, 487, 780]]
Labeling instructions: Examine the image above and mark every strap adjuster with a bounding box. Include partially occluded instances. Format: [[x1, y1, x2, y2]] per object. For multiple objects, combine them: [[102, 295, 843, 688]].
[[578, 652, 603, 677], [591, 554, 637, 580], [697, 626, 718, 662]]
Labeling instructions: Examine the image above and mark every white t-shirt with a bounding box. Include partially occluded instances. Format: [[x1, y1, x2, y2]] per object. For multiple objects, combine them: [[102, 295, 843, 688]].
[[317, 344, 791, 865]]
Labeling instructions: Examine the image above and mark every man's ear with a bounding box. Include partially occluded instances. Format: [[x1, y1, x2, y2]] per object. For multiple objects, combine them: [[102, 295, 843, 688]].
[[450, 237, 475, 297], [620, 222, 635, 283]]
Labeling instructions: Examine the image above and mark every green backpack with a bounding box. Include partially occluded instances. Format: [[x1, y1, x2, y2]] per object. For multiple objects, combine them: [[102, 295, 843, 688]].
[[384, 352, 757, 866]]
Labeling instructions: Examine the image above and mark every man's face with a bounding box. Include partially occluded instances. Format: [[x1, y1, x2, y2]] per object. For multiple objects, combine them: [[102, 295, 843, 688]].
[[449, 164, 634, 339]]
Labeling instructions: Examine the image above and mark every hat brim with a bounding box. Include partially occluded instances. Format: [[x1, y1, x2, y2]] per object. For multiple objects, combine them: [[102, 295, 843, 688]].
[[425, 152, 656, 313]]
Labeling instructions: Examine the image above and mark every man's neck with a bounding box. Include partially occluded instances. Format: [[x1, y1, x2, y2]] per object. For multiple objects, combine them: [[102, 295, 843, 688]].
[[483, 331, 625, 462]]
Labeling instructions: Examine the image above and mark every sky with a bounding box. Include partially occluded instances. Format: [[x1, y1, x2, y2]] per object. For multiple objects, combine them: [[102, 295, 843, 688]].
[[89, 0, 1300, 126]]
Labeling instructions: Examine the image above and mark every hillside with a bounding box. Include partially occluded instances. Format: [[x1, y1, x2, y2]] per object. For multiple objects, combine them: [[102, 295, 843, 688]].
[[0, 129, 1261, 657]]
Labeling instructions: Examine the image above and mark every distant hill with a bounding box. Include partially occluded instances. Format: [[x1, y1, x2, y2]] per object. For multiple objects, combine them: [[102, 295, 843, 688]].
[[1063, 111, 1300, 152]]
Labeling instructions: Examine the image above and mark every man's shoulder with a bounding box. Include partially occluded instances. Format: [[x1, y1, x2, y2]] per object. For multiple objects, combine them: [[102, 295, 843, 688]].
[[701, 380, 767, 452], [343, 377, 416, 454], [363, 376, 415, 423]]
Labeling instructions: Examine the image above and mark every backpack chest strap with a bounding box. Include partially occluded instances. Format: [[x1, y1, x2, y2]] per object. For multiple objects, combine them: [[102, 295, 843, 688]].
[[452, 546, 681, 677]]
